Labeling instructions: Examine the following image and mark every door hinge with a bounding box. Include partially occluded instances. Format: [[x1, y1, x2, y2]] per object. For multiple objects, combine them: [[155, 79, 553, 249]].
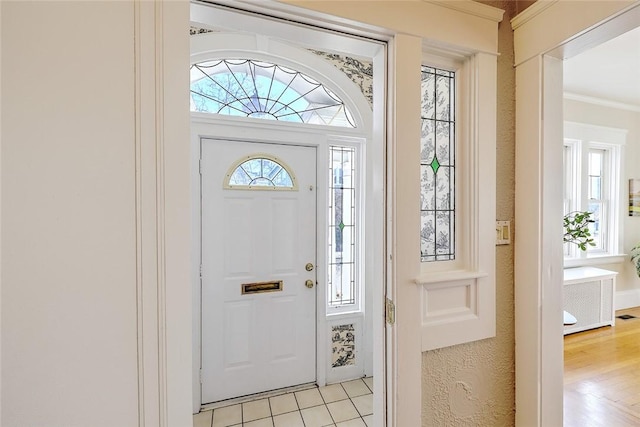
[[199, 369, 203, 384], [385, 297, 395, 325], [199, 264, 203, 279]]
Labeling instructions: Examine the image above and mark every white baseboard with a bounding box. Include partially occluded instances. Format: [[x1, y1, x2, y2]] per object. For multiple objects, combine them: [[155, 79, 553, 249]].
[[615, 289, 640, 310]]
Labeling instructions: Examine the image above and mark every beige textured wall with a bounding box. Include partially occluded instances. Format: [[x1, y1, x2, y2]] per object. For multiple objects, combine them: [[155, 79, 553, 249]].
[[421, 1, 516, 425]]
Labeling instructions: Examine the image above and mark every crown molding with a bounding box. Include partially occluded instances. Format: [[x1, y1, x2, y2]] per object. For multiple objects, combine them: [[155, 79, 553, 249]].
[[564, 92, 640, 113], [511, 0, 559, 30], [424, 0, 505, 23]]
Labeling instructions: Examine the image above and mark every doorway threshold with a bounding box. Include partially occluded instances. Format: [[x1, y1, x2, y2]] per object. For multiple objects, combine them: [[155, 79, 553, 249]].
[[201, 382, 317, 411]]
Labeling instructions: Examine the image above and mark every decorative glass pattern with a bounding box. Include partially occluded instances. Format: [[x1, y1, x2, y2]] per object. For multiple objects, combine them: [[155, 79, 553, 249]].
[[190, 59, 355, 128], [309, 49, 374, 108], [331, 324, 356, 367], [225, 155, 296, 190], [189, 26, 214, 36], [420, 66, 456, 262], [328, 146, 357, 307]]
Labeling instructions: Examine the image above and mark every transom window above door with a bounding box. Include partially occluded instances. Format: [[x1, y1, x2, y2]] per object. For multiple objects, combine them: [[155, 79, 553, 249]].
[[190, 59, 356, 128]]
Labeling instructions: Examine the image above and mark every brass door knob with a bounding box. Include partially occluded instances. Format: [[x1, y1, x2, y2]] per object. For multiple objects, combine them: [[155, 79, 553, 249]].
[[305, 279, 314, 288], [305, 263, 314, 271]]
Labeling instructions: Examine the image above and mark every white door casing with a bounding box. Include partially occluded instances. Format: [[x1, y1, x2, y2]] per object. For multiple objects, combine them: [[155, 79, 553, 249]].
[[190, 4, 385, 419], [512, 2, 640, 425], [200, 139, 317, 403]]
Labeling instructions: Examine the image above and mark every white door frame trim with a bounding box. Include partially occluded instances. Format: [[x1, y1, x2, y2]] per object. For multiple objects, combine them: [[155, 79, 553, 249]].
[[144, 1, 501, 426], [188, 8, 385, 419], [512, 1, 640, 425], [190, 118, 369, 407], [134, 1, 192, 426]]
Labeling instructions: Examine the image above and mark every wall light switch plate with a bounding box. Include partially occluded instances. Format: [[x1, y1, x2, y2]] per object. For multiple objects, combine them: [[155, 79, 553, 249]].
[[496, 220, 511, 245]]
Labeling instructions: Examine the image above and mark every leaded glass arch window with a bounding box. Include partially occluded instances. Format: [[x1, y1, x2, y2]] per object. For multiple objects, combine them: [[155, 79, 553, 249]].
[[191, 59, 356, 128], [224, 154, 297, 191]]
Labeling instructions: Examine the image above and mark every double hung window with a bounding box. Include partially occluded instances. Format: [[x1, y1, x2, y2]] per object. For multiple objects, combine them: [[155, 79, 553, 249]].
[[563, 122, 626, 262]]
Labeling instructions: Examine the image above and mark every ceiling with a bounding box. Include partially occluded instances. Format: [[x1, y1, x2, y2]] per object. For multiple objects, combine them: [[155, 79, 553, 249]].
[[563, 26, 640, 108]]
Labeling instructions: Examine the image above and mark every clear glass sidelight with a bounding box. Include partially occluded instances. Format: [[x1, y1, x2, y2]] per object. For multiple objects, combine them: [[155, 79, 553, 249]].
[[328, 146, 357, 308], [587, 148, 606, 251], [420, 66, 456, 262]]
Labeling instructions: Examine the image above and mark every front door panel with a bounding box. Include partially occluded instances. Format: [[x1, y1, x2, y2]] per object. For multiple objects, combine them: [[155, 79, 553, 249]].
[[201, 139, 317, 403]]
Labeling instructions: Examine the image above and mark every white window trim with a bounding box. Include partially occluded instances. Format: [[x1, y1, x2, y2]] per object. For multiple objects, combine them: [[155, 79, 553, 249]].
[[416, 47, 497, 351], [563, 121, 627, 267], [326, 137, 366, 317]]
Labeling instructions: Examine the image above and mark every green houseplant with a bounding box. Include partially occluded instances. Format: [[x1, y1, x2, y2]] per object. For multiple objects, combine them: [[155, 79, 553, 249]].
[[563, 211, 596, 251], [631, 243, 640, 277]]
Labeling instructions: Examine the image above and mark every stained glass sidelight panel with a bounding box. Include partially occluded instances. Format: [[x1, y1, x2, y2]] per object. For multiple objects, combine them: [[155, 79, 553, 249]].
[[420, 66, 455, 262], [190, 59, 356, 128], [328, 146, 357, 307]]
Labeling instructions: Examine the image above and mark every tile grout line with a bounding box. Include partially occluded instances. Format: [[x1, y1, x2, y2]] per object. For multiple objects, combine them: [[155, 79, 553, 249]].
[[323, 384, 339, 426], [298, 392, 308, 427], [267, 396, 274, 427], [341, 382, 359, 425], [339, 381, 363, 425], [205, 379, 373, 427], [291, 390, 308, 427]]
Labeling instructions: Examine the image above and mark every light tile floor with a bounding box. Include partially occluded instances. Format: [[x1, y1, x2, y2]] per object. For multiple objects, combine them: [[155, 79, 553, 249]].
[[194, 377, 374, 427]]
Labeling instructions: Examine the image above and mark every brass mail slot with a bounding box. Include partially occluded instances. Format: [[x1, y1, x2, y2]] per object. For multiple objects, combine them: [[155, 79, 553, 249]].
[[242, 280, 283, 294]]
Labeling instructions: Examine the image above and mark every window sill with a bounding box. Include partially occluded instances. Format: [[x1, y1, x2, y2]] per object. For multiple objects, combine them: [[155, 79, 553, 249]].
[[563, 254, 627, 268], [326, 308, 362, 318]]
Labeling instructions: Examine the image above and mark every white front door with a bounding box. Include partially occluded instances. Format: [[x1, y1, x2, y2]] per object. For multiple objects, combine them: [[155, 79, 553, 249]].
[[200, 138, 317, 404]]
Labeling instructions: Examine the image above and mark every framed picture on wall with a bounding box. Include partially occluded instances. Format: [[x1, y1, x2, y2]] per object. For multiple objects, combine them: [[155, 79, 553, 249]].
[[630, 179, 640, 216]]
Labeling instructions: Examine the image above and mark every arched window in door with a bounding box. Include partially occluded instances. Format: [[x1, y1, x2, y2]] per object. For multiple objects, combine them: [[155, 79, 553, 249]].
[[224, 154, 297, 190], [190, 59, 356, 128]]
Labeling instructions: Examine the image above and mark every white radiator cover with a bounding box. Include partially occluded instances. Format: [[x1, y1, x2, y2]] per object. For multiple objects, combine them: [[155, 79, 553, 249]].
[[563, 267, 617, 335]]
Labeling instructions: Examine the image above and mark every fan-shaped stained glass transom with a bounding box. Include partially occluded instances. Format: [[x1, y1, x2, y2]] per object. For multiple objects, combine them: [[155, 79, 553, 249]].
[[224, 154, 297, 191], [190, 59, 356, 128]]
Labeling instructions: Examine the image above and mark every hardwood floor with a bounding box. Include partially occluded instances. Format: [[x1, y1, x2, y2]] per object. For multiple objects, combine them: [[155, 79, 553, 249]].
[[564, 307, 640, 427]]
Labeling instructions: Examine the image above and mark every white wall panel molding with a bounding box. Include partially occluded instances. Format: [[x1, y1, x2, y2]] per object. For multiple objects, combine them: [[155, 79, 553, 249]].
[[564, 92, 640, 113], [425, 0, 505, 23], [417, 51, 497, 351], [512, 0, 639, 66], [135, 1, 191, 426], [280, 0, 502, 55], [510, 0, 559, 30], [2, 1, 151, 424]]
